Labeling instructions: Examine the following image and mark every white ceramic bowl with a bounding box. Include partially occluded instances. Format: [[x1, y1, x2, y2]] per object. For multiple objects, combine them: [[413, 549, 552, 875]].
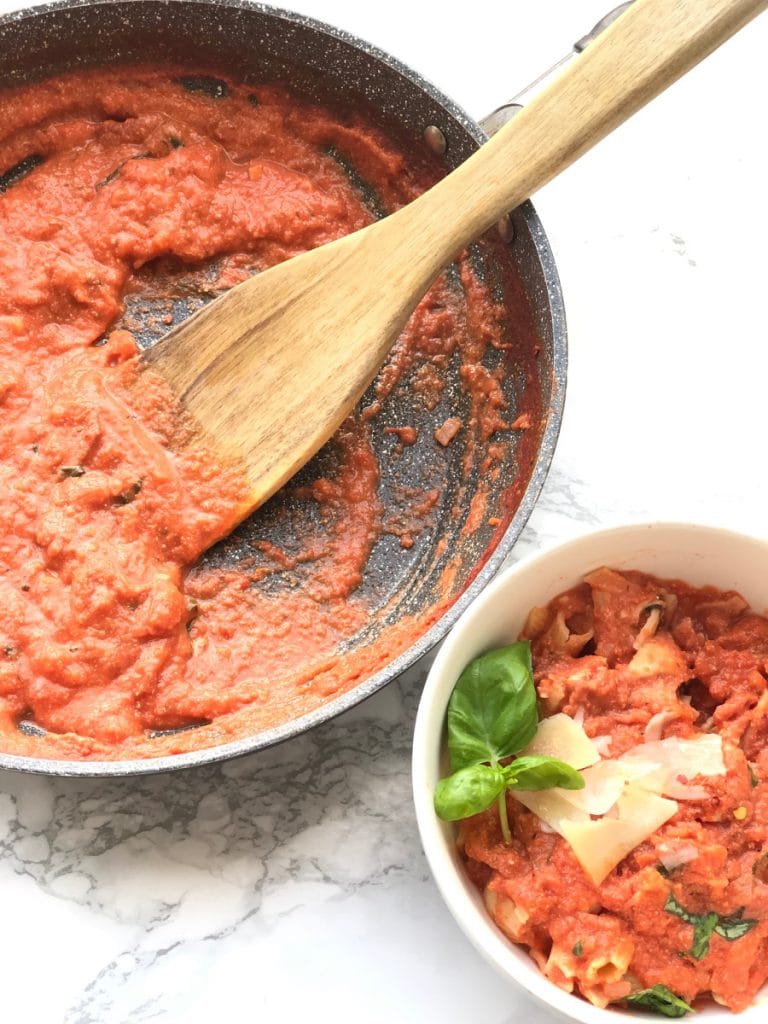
[[412, 522, 768, 1024]]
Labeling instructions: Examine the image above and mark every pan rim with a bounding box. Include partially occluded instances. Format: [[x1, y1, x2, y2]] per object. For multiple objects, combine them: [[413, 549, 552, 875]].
[[0, 0, 567, 776]]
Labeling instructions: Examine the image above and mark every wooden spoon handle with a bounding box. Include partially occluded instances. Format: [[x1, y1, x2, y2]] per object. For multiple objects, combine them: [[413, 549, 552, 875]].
[[384, 0, 766, 281], [144, 0, 765, 521]]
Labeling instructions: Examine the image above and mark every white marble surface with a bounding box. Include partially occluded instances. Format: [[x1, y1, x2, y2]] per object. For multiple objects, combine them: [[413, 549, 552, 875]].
[[0, 1, 766, 1021]]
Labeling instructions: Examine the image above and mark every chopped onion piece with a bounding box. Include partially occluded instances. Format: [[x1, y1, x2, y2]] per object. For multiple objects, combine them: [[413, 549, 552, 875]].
[[663, 779, 711, 801], [644, 709, 681, 742], [591, 735, 613, 756], [634, 606, 662, 650], [658, 843, 699, 871]]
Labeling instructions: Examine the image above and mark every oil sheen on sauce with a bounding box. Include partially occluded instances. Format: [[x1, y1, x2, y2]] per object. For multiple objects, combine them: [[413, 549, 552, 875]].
[[0, 68, 542, 760]]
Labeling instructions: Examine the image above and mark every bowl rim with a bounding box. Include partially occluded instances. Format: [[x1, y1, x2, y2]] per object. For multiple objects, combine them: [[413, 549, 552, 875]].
[[0, 0, 567, 777], [412, 520, 768, 1023]]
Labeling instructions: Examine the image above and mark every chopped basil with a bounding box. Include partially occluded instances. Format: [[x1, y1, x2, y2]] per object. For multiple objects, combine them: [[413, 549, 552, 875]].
[[714, 907, 759, 941], [664, 894, 699, 925], [665, 894, 757, 959], [690, 913, 719, 960], [626, 985, 694, 1017], [0, 153, 44, 193], [433, 641, 584, 842], [572, 941, 583, 957], [748, 764, 759, 787], [95, 166, 122, 190], [177, 75, 229, 99], [96, 151, 154, 190], [116, 479, 143, 505]]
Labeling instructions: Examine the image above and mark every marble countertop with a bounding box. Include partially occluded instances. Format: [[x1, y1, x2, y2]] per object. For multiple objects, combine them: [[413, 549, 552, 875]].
[[1, 2, 766, 1021]]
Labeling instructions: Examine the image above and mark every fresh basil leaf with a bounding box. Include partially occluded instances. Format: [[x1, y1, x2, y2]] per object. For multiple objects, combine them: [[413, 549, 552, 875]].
[[690, 913, 718, 960], [446, 642, 537, 771], [714, 908, 758, 941], [626, 985, 694, 1018], [504, 755, 585, 792], [664, 894, 699, 926], [433, 764, 506, 821]]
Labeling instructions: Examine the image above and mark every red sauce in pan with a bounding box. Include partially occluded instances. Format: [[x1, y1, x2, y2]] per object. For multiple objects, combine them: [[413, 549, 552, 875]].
[[0, 67, 541, 760]]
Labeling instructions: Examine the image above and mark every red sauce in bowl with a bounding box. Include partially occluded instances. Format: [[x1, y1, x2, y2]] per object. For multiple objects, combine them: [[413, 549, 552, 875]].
[[461, 569, 768, 1012]]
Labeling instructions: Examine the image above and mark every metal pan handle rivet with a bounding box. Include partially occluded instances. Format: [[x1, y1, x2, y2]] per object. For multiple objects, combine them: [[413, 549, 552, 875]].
[[423, 124, 448, 155]]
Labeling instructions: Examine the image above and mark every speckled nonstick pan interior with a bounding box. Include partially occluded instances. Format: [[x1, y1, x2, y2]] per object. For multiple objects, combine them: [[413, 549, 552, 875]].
[[0, 0, 566, 775]]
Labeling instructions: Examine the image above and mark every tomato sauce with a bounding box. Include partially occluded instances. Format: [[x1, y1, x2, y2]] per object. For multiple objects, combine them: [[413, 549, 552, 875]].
[[461, 569, 768, 1011], [0, 67, 539, 760]]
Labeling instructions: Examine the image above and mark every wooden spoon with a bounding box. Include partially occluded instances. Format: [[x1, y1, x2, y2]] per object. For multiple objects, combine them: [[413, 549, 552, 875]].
[[143, 0, 765, 524]]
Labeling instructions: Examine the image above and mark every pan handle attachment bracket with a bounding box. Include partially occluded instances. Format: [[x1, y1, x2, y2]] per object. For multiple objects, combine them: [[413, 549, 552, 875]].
[[479, 2, 635, 136]]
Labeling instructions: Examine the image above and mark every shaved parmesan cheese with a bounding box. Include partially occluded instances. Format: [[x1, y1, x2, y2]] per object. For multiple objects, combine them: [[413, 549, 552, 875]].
[[618, 735, 724, 800], [520, 713, 601, 770], [560, 784, 678, 885], [514, 719, 722, 878], [623, 734, 724, 774], [513, 788, 589, 835], [615, 756, 665, 785], [558, 761, 628, 816]]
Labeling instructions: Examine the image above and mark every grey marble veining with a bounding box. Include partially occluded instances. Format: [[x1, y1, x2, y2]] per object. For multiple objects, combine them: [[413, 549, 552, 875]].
[[1, 663, 431, 1022], [2, 641, 572, 1024]]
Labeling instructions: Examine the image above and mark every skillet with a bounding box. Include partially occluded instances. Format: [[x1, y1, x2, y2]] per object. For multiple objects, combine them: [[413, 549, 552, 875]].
[[0, 0, 565, 775]]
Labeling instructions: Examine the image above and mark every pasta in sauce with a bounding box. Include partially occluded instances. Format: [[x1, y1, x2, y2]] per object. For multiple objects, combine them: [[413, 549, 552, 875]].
[[460, 568, 768, 1012]]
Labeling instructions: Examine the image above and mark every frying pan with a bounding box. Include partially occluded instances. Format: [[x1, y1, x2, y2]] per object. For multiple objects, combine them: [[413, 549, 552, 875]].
[[0, 0, 566, 776]]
